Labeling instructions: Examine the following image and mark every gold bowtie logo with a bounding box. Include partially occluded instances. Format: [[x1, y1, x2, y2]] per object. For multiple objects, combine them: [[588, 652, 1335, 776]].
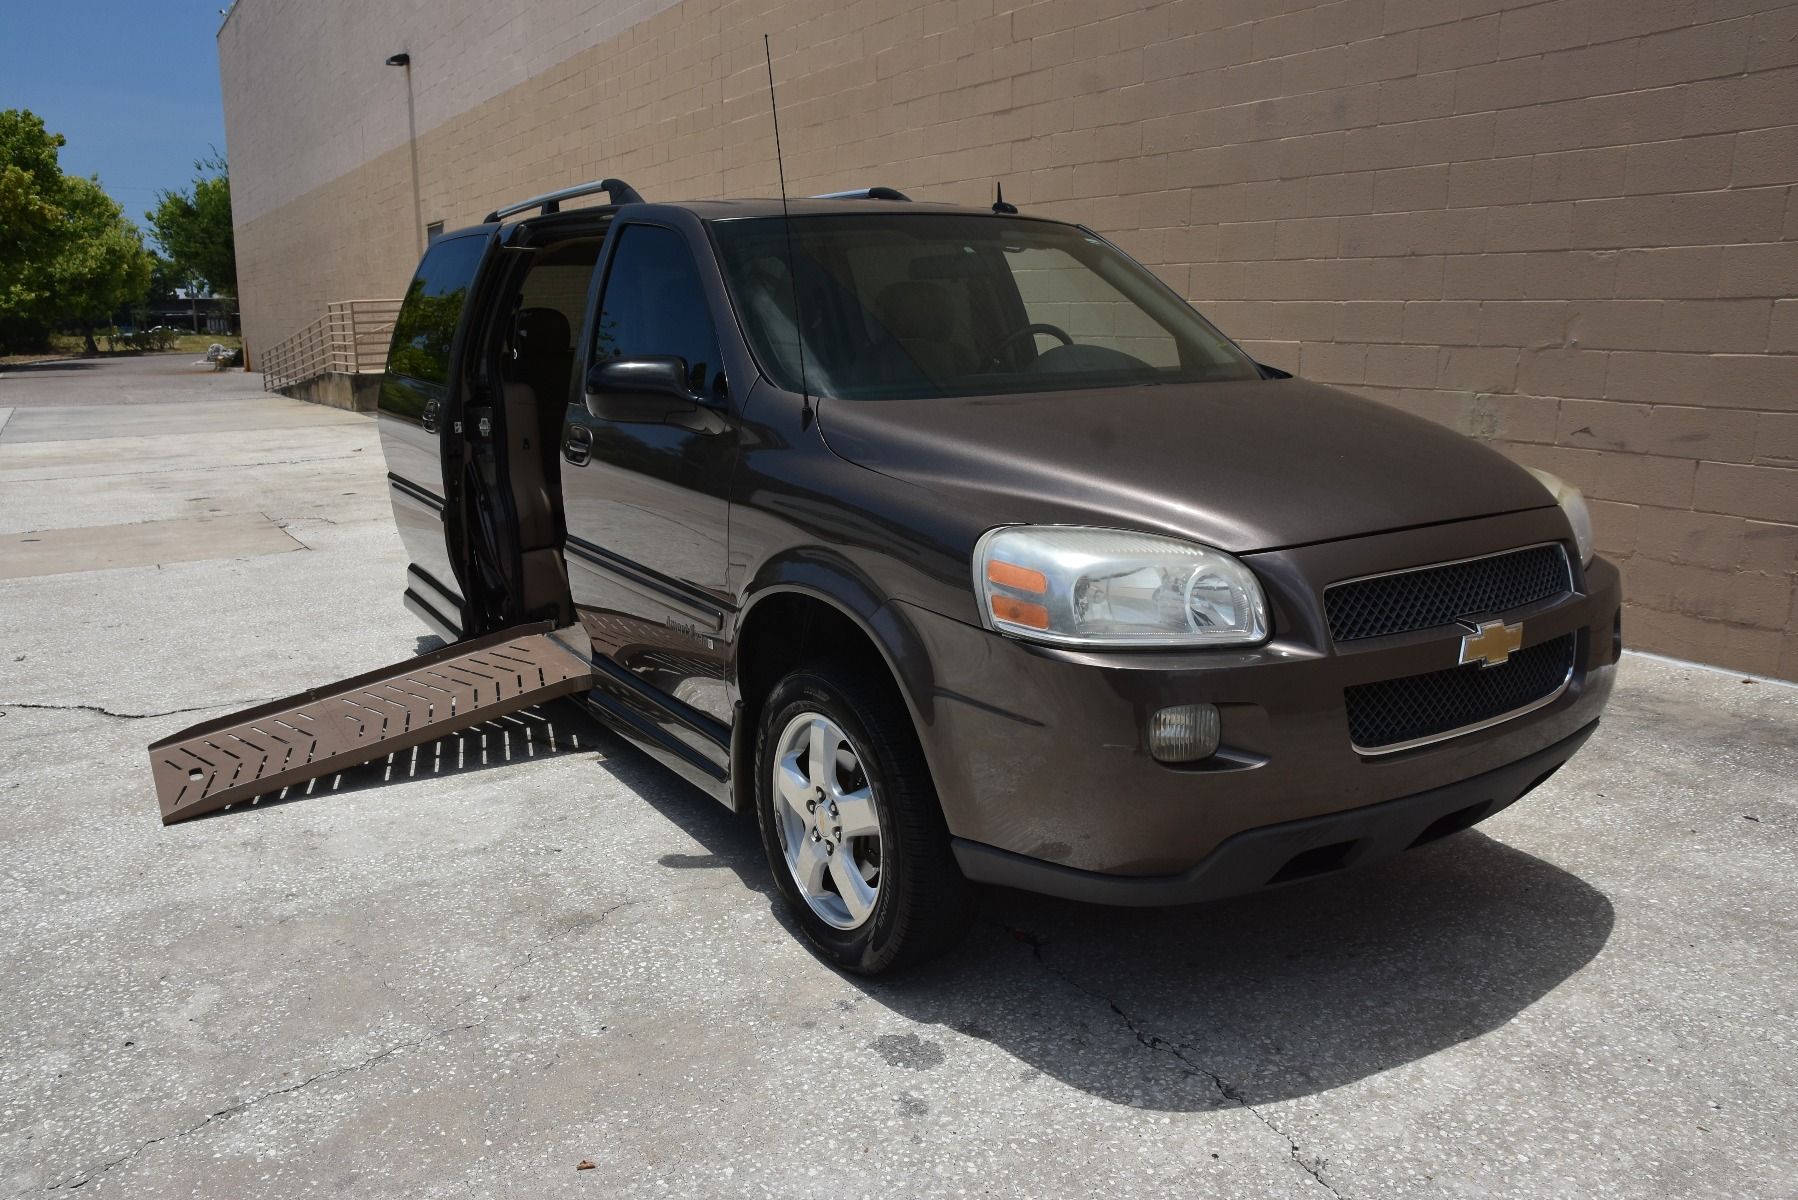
[[1459, 619, 1523, 668]]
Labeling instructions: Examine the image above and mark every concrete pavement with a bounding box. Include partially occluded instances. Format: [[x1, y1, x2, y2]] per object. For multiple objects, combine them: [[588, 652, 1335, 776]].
[[0, 356, 1794, 1198]]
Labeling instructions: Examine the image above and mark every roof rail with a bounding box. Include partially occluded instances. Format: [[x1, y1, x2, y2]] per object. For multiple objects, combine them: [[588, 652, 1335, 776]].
[[484, 178, 644, 223], [810, 187, 911, 202]]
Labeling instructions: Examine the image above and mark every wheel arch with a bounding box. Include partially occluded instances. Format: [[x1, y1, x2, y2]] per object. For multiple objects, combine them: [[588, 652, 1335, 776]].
[[729, 575, 940, 817]]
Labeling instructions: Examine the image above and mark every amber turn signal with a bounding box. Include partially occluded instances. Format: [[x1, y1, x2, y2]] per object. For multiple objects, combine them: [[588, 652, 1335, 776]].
[[990, 595, 1050, 629], [986, 559, 1047, 594]]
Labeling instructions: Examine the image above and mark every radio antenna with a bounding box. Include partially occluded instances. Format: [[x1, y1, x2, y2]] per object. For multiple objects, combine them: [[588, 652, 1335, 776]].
[[764, 33, 809, 407]]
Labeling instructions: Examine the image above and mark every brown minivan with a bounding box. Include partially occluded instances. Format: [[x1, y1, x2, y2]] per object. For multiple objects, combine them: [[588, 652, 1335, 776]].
[[376, 181, 1620, 973]]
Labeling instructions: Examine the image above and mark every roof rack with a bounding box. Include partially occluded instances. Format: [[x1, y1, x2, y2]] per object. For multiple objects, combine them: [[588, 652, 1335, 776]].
[[809, 187, 911, 202], [484, 178, 644, 223]]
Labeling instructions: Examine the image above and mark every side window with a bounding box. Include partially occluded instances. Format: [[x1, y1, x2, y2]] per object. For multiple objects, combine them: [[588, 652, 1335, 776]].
[[593, 224, 723, 398], [1006, 246, 1181, 369], [389, 235, 487, 385]]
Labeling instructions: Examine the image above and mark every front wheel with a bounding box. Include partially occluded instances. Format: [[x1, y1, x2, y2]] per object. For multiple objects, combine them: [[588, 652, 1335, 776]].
[[754, 661, 972, 974]]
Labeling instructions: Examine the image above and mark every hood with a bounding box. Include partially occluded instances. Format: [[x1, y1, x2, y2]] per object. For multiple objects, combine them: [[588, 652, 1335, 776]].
[[816, 378, 1553, 554]]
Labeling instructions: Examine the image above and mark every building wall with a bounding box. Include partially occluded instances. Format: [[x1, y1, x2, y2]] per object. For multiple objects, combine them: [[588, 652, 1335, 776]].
[[220, 0, 1798, 679]]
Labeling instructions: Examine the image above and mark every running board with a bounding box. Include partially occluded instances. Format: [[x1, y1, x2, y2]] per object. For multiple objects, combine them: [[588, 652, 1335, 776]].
[[147, 623, 593, 825]]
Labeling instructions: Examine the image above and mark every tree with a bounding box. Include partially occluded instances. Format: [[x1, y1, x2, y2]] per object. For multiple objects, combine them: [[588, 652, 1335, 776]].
[[386, 276, 468, 384], [0, 109, 153, 354], [51, 176, 153, 353], [0, 110, 69, 347], [147, 154, 237, 297]]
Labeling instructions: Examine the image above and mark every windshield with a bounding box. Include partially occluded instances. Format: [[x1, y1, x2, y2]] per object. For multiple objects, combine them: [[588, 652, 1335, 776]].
[[711, 214, 1260, 399]]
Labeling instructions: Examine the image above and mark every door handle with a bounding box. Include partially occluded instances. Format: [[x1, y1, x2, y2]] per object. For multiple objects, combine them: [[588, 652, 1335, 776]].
[[563, 424, 594, 466], [421, 399, 440, 433]]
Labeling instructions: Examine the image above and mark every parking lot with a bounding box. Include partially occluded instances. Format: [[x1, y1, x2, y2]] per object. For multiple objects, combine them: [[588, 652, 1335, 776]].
[[1, 355, 1794, 1198]]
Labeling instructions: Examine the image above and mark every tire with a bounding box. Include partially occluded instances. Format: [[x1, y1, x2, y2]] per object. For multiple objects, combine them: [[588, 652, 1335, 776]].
[[754, 660, 973, 974]]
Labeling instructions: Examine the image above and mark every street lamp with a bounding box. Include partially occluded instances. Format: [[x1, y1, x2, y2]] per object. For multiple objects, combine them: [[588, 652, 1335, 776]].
[[386, 51, 425, 257]]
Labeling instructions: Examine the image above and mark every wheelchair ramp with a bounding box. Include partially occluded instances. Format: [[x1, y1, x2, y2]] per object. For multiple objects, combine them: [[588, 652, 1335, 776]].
[[148, 623, 593, 825]]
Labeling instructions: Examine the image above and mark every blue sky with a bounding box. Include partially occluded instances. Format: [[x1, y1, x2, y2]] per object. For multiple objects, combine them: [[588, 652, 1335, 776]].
[[1, 2, 230, 242]]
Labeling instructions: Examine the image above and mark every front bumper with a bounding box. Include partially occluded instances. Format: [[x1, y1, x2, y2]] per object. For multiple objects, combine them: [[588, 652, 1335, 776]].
[[952, 720, 1596, 905], [894, 507, 1621, 883]]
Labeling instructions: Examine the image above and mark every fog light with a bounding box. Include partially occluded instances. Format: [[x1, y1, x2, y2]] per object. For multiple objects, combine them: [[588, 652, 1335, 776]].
[[1148, 703, 1220, 763]]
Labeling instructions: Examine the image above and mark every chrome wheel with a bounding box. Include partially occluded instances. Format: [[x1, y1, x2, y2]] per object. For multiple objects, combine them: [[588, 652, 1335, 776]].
[[772, 711, 883, 930]]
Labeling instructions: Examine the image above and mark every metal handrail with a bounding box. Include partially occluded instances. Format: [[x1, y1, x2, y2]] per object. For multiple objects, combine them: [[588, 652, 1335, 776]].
[[261, 298, 402, 393]]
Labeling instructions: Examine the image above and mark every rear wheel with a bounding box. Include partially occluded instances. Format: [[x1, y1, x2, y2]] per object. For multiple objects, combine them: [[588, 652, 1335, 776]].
[[754, 661, 972, 974]]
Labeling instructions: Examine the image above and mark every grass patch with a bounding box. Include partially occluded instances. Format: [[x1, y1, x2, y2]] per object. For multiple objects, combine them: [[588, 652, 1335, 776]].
[[52, 332, 240, 355], [1, 332, 241, 366], [166, 333, 243, 354]]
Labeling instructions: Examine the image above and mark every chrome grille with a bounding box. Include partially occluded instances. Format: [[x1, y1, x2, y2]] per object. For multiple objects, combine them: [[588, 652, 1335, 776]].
[[1345, 633, 1576, 753], [1325, 544, 1572, 642]]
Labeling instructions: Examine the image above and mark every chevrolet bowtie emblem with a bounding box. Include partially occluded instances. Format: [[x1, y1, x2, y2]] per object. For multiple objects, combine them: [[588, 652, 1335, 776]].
[[1459, 619, 1523, 668]]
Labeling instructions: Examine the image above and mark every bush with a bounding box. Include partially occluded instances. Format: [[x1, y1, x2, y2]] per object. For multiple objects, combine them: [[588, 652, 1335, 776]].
[[100, 326, 182, 353]]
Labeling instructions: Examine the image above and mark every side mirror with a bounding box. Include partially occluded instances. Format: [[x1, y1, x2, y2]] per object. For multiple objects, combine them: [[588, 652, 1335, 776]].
[[583, 356, 698, 422]]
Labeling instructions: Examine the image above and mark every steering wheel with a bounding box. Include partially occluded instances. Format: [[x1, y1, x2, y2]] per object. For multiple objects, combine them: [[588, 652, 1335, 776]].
[[990, 322, 1074, 367]]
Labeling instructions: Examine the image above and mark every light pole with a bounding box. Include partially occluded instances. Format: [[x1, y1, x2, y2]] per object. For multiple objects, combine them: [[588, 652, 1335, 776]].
[[386, 52, 425, 257]]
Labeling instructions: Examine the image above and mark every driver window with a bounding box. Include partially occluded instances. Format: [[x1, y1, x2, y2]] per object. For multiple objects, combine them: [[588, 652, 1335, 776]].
[[594, 224, 725, 399], [1006, 246, 1181, 368]]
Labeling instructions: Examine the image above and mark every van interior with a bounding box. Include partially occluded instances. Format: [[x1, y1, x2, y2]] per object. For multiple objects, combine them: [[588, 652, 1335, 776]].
[[456, 227, 608, 636]]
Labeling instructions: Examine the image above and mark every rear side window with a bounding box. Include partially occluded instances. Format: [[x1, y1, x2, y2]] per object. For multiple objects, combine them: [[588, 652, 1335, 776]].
[[593, 224, 723, 398], [389, 235, 487, 385]]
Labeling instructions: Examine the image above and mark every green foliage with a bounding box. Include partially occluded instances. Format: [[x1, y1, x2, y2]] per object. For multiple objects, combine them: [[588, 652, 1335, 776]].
[[0, 109, 154, 353], [0, 110, 64, 263], [387, 275, 469, 384], [0, 110, 69, 346], [147, 154, 237, 297], [146, 252, 184, 299], [50, 176, 153, 333], [104, 326, 182, 352]]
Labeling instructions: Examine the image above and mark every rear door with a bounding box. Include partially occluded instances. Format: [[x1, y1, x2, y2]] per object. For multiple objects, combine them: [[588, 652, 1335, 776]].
[[378, 229, 497, 638]]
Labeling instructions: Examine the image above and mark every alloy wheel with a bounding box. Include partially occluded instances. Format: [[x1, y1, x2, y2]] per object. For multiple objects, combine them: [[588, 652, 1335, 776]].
[[772, 711, 883, 930]]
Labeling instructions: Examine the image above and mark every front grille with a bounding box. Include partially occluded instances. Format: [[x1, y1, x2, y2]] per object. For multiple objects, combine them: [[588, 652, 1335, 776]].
[[1346, 633, 1576, 752], [1325, 544, 1572, 642]]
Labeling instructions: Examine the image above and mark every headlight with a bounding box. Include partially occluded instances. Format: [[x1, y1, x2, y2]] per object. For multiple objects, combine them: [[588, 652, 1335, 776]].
[[1525, 468, 1594, 566], [974, 526, 1269, 647]]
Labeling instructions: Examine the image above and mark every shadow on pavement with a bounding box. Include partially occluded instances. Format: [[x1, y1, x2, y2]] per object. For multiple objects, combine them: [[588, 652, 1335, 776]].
[[0, 359, 106, 374], [192, 672, 1613, 1109], [194, 697, 598, 819], [593, 714, 1615, 1110], [180, 635, 575, 821]]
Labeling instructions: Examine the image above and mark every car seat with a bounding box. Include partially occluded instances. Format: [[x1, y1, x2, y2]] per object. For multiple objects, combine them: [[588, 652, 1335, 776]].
[[874, 280, 977, 383]]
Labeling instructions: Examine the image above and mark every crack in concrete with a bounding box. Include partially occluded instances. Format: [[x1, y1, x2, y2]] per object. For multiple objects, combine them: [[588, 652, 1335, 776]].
[[53, 896, 648, 1190], [0, 699, 274, 722], [67, 1018, 484, 1190], [1003, 924, 1347, 1199], [266, 513, 342, 549]]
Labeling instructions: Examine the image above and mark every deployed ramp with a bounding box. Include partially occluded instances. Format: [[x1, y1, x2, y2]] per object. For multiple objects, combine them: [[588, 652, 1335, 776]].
[[148, 623, 593, 825]]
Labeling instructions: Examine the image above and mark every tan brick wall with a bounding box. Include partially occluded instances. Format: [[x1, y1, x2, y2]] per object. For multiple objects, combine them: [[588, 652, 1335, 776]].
[[222, 0, 1798, 679]]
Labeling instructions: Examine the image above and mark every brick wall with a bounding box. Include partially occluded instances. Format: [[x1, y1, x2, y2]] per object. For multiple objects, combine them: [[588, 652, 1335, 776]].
[[221, 0, 1798, 679]]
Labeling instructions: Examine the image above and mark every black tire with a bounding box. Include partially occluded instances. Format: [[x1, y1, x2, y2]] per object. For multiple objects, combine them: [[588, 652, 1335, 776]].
[[754, 660, 973, 974]]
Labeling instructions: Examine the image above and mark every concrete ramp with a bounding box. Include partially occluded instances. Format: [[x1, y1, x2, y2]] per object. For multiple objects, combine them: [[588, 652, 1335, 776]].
[[148, 623, 592, 824]]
